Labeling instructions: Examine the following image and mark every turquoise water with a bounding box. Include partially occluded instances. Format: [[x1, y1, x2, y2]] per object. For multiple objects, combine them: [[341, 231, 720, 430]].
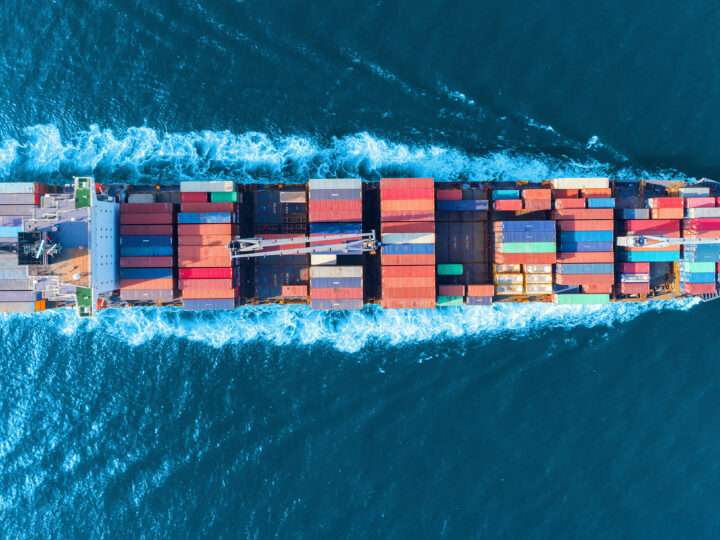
[[2, 0, 720, 536]]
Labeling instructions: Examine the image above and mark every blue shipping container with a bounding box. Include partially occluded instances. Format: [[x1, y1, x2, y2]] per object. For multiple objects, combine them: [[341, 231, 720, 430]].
[[559, 230, 614, 242], [120, 246, 174, 257], [311, 277, 363, 289], [621, 250, 680, 262], [492, 221, 556, 232], [680, 272, 716, 283], [178, 212, 234, 224], [684, 252, 720, 262], [183, 298, 237, 310], [120, 235, 174, 247], [493, 231, 556, 242], [382, 243, 435, 255], [559, 241, 613, 252], [555, 263, 614, 274], [0, 226, 22, 237], [587, 198, 616, 209], [621, 208, 650, 219], [493, 190, 520, 200], [310, 222, 362, 234], [466, 296, 492, 306], [437, 200, 489, 211], [119, 267, 173, 279]]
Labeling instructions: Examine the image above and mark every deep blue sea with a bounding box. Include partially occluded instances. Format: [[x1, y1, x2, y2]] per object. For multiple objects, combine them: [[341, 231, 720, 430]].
[[1, 1, 720, 537]]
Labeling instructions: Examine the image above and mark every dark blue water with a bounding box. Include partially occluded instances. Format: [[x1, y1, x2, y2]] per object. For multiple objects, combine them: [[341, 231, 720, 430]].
[[1, 1, 720, 536]]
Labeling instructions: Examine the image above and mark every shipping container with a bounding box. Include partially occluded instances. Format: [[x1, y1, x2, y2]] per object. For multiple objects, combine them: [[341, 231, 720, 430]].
[[120, 224, 174, 236], [620, 250, 680, 262], [182, 298, 236, 310], [554, 293, 610, 304], [310, 178, 362, 190], [466, 284, 495, 296], [651, 208, 684, 219], [559, 241, 613, 252], [492, 221, 555, 232], [120, 203, 174, 213], [279, 191, 307, 204], [382, 243, 434, 255], [180, 181, 235, 192], [553, 189, 579, 198], [180, 202, 236, 213], [437, 296, 464, 306], [120, 235, 173, 247], [551, 208, 614, 220], [557, 220, 615, 232], [554, 198, 586, 209], [381, 221, 435, 234], [381, 254, 435, 265], [210, 191, 240, 203], [380, 210, 435, 221], [309, 266, 363, 278], [436, 189, 463, 201], [494, 264, 522, 273], [310, 222, 362, 234], [178, 212, 234, 224], [525, 283, 553, 294], [679, 186, 711, 197], [681, 282, 717, 295], [119, 267, 173, 279], [380, 298, 436, 309], [120, 278, 175, 290], [437, 264, 464, 275], [619, 273, 651, 283], [310, 287, 363, 300], [179, 279, 235, 289], [120, 289, 175, 301], [381, 266, 435, 278], [0, 301, 41, 313], [120, 213, 174, 225], [496, 242, 556, 254], [380, 178, 433, 190], [127, 193, 155, 204], [587, 198, 615, 209], [581, 188, 613, 197], [182, 288, 238, 299], [616, 282, 650, 295], [181, 192, 208, 203], [493, 189, 520, 200], [466, 296, 492, 305], [381, 232, 436, 244], [438, 285, 465, 296], [177, 235, 232, 247], [496, 284, 523, 295], [555, 273, 614, 285], [282, 285, 308, 297], [120, 256, 174, 268], [310, 254, 337, 265], [581, 284, 613, 294], [381, 188, 434, 200], [559, 230, 613, 243], [551, 178, 610, 190], [177, 224, 237, 236], [493, 199, 523, 211], [312, 277, 363, 289], [555, 263, 614, 274], [524, 264, 553, 274], [311, 298, 364, 310], [493, 253, 557, 264], [525, 273, 552, 284], [382, 276, 435, 288], [686, 207, 720, 218], [684, 197, 715, 208], [522, 189, 552, 199], [494, 231, 555, 243], [647, 197, 683, 209], [523, 199, 553, 211], [621, 208, 650, 219], [494, 273, 524, 284], [437, 200, 488, 211]]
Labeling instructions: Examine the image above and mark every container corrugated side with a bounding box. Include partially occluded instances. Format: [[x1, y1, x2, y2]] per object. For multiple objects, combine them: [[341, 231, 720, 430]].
[[177, 224, 237, 236], [494, 264, 521, 273], [466, 296, 492, 305], [524, 264, 553, 274], [310, 189, 362, 201], [436, 189, 463, 201], [525, 274, 552, 284], [120, 225, 174, 236], [496, 242, 556, 254], [121, 278, 176, 290], [180, 181, 235, 192], [437, 296, 464, 306], [210, 192, 240, 203], [557, 220, 615, 232], [309, 178, 362, 191], [311, 277, 363, 289], [382, 276, 435, 288], [120, 213, 174, 225], [180, 202, 236, 213], [179, 278, 235, 289], [309, 266, 363, 278], [177, 235, 232, 247], [494, 253, 557, 264], [120, 289, 175, 301], [279, 191, 307, 204], [182, 298, 237, 310], [0, 290, 41, 301], [551, 208, 614, 220], [182, 288, 238, 299], [555, 263, 614, 274], [380, 178, 433, 190], [381, 266, 435, 277], [310, 298, 363, 310], [493, 231, 556, 243], [555, 274, 614, 285], [380, 298, 436, 309], [120, 256, 174, 268], [310, 288, 363, 300], [525, 283, 553, 294], [556, 251, 614, 263], [178, 212, 234, 224], [381, 287, 436, 299], [551, 178, 610, 190], [492, 221, 556, 232], [381, 254, 435, 265], [559, 230, 613, 242], [554, 293, 610, 304], [438, 285, 465, 296], [120, 268, 173, 279], [466, 284, 494, 296], [120, 203, 174, 213], [120, 235, 174, 247], [494, 274, 523, 284], [178, 267, 234, 279], [281, 285, 308, 297], [381, 232, 435, 244], [0, 301, 39, 312]]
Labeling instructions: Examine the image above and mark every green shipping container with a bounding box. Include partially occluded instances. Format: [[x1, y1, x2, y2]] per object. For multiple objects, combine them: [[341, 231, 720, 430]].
[[681, 261, 715, 273], [496, 242, 556, 254], [210, 191, 240, 203], [437, 264, 463, 275], [437, 296, 464, 306], [555, 293, 610, 305]]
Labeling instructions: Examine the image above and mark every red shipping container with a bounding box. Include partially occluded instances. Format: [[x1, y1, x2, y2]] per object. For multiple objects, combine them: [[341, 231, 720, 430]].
[[179, 279, 234, 290], [582, 283, 612, 294], [554, 198, 586, 209], [120, 203, 174, 213], [581, 188, 612, 197], [182, 288, 238, 299], [682, 230, 720, 239], [685, 197, 716, 208], [438, 285, 464, 296], [181, 192, 208, 202], [556, 251, 614, 263], [177, 224, 237, 235], [180, 202, 236, 213], [381, 199, 434, 212], [651, 208, 684, 220], [436, 189, 463, 201], [381, 178, 434, 190], [557, 220, 614, 231], [382, 254, 435, 266], [623, 219, 679, 233], [120, 212, 174, 225], [551, 208, 614, 220], [555, 273, 614, 285], [649, 197, 683, 208], [467, 284, 495, 296], [381, 188, 434, 200], [381, 222, 435, 234], [381, 265, 435, 277], [382, 287, 436, 299], [522, 189, 552, 200], [379, 210, 434, 222], [617, 282, 651, 295], [120, 225, 174, 236], [716, 197, 720, 207], [178, 256, 233, 268], [682, 282, 717, 295], [493, 253, 556, 264], [310, 288, 363, 300], [179, 267, 233, 279], [382, 276, 436, 288], [309, 200, 362, 212], [178, 235, 232, 246], [553, 189, 579, 198], [381, 298, 436, 309], [120, 256, 173, 268], [620, 262, 650, 273], [309, 210, 362, 223], [494, 199, 523, 211], [282, 285, 308, 297], [120, 278, 175, 290], [523, 200, 552, 210]]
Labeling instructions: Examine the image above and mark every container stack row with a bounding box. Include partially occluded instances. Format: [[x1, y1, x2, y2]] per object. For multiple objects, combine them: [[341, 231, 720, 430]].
[[119, 200, 176, 302], [549, 178, 613, 304], [0, 183, 45, 313], [493, 220, 556, 296], [253, 187, 309, 303], [680, 186, 719, 295], [177, 181, 239, 310], [380, 178, 436, 308], [435, 185, 491, 306], [308, 179, 362, 309]]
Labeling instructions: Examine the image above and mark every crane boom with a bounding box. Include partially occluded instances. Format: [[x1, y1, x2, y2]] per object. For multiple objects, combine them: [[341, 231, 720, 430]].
[[617, 234, 720, 248], [227, 231, 379, 259]]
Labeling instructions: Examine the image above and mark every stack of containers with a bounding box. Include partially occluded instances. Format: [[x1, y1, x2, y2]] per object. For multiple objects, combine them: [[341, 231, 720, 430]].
[[0, 183, 45, 313], [381, 178, 435, 308], [177, 181, 239, 310], [493, 189, 523, 211], [435, 185, 491, 305], [119, 201, 176, 302], [521, 187, 552, 211], [308, 179, 362, 309], [616, 262, 651, 295], [550, 178, 613, 303], [680, 186, 719, 295], [254, 188, 310, 302], [493, 221, 555, 295]]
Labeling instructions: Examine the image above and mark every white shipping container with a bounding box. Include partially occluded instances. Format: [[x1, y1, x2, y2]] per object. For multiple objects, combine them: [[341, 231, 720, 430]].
[[0, 183, 40, 194], [179, 181, 235, 192], [525, 284, 553, 294], [0, 301, 37, 313], [381, 233, 436, 244], [496, 284, 523, 295], [310, 254, 337, 265], [309, 265, 363, 278], [524, 264, 553, 274], [525, 273, 553, 284], [686, 207, 720, 218], [308, 178, 362, 190], [494, 273, 524, 284], [127, 193, 156, 203], [552, 177, 610, 190], [679, 186, 711, 197], [494, 264, 521, 273], [279, 191, 307, 203]]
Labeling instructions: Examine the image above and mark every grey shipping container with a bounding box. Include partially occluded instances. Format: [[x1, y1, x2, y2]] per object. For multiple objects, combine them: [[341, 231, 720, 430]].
[[310, 299, 363, 310], [127, 193, 156, 203], [183, 298, 237, 310], [310, 277, 363, 289], [0, 290, 41, 301], [309, 189, 362, 201], [0, 301, 37, 313], [0, 193, 37, 204], [0, 268, 29, 279], [120, 289, 176, 301], [0, 279, 33, 290], [466, 296, 492, 306], [0, 205, 35, 216]]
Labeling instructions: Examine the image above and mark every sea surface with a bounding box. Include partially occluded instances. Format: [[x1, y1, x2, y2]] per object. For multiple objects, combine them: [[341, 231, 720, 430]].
[[1, 0, 720, 537]]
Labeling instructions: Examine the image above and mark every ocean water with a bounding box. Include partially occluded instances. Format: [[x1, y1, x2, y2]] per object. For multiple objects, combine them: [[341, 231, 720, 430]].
[[1, 0, 720, 536]]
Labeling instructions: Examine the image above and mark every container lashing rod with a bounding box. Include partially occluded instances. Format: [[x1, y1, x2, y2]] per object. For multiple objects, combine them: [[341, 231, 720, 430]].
[[227, 231, 379, 259]]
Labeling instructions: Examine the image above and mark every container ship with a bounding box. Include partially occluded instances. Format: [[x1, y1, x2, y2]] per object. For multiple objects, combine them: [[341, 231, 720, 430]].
[[0, 176, 718, 317]]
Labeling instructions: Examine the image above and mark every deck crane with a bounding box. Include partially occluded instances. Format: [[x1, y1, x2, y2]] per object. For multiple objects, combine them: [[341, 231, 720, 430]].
[[226, 231, 379, 259], [617, 235, 720, 249]]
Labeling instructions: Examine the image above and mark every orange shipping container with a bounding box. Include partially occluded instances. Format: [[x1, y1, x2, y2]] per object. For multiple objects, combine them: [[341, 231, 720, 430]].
[[582, 283, 613, 294], [381, 199, 434, 212], [581, 188, 612, 197], [179, 279, 234, 290], [467, 284, 495, 296], [178, 256, 233, 268], [651, 208, 684, 220], [380, 210, 434, 221], [381, 254, 435, 266], [381, 265, 435, 277], [493, 253, 556, 264], [310, 288, 363, 300], [522, 189, 552, 199], [381, 178, 434, 190], [120, 278, 175, 290], [553, 189, 579, 198], [182, 288, 237, 299], [554, 198, 586, 209], [282, 285, 308, 297], [382, 287, 436, 299], [178, 235, 232, 246], [177, 224, 237, 235], [555, 274, 614, 285], [381, 298, 436, 309], [382, 276, 435, 288], [523, 199, 552, 210]]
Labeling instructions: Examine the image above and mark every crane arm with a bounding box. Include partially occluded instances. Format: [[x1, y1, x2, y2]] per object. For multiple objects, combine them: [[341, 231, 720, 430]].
[[227, 231, 379, 259], [617, 234, 720, 248]]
